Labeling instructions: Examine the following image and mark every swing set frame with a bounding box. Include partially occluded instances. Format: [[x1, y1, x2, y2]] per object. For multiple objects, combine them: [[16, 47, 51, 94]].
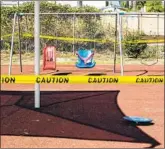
[[8, 12, 164, 76]]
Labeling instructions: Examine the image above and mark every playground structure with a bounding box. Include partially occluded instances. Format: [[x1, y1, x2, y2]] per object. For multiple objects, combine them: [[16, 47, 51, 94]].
[[43, 46, 56, 70], [76, 48, 96, 68], [3, 12, 164, 76]]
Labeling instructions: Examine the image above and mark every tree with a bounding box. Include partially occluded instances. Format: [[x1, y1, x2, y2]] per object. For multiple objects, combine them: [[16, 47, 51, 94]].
[[136, 1, 146, 10], [121, 1, 129, 8], [124, 32, 147, 58], [146, 0, 164, 12]]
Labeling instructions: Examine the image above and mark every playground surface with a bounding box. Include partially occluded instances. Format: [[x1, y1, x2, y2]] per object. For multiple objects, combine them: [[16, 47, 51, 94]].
[[1, 64, 164, 148]]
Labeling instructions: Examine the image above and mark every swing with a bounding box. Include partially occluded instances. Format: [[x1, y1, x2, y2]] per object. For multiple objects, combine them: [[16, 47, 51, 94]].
[[141, 49, 159, 66], [140, 14, 160, 66], [76, 48, 96, 68], [43, 45, 56, 70]]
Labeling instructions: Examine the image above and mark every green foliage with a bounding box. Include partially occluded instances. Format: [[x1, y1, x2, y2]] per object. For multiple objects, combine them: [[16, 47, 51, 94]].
[[146, 0, 164, 12], [121, 1, 129, 8], [141, 46, 159, 59], [121, 0, 164, 12], [1, 2, 103, 53], [123, 32, 148, 58], [2, 42, 10, 51], [136, 1, 146, 10]]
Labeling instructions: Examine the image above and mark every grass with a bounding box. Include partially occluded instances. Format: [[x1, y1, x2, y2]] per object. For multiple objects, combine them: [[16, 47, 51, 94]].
[[1, 50, 164, 65]]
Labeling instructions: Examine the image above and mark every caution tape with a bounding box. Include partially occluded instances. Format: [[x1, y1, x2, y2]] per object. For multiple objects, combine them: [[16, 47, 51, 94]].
[[1, 32, 19, 38], [20, 33, 165, 44], [22, 33, 112, 43], [2, 33, 164, 44], [123, 39, 164, 44], [0, 75, 164, 84]]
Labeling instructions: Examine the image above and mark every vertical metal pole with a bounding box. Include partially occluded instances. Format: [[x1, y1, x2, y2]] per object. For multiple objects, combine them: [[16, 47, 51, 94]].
[[76, 15, 78, 50], [18, 15, 23, 72], [25, 15, 28, 53], [156, 14, 159, 59], [73, 14, 75, 55], [94, 14, 96, 50], [140, 14, 142, 35], [56, 14, 58, 48], [34, 1, 40, 108], [138, 14, 140, 33], [113, 14, 117, 73], [9, 13, 17, 75], [118, 13, 124, 76], [133, 1, 136, 11], [17, 0, 22, 72], [126, 15, 128, 36], [105, 1, 109, 6], [77, 1, 82, 7]]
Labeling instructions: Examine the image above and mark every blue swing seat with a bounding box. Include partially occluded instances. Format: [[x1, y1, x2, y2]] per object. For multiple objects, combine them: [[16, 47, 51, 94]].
[[76, 48, 96, 68]]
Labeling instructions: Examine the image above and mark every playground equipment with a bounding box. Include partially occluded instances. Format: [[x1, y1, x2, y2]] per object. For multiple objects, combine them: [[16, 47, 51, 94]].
[[140, 14, 160, 66], [122, 13, 163, 66], [43, 46, 56, 70], [123, 116, 153, 124], [6, 12, 164, 77], [7, 12, 123, 75], [76, 48, 96, 68]]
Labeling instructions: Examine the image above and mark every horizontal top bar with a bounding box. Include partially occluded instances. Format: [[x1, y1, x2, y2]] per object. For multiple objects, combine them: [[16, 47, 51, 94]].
[[16, 12, 164, 15]]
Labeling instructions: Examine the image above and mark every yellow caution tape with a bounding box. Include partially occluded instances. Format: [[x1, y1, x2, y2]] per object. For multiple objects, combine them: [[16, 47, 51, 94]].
[[122, 39, 164, 44], [2, 32, 19, 38], [0, 75, 164, 84], [2, 33, 164, 44], [22, 33, 111, 43]]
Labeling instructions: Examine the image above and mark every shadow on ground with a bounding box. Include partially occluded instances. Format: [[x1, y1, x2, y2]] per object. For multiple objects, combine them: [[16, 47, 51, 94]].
[[43, 69, 164, 76], [0, 91, 160, 148]]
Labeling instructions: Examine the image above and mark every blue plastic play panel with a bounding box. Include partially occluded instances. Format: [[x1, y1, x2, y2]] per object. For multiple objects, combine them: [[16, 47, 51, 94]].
[[123, 116, 152, 123]]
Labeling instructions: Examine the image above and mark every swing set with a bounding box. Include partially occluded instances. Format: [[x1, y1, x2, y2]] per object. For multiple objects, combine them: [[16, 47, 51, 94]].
[[7, 12, 163, 76]]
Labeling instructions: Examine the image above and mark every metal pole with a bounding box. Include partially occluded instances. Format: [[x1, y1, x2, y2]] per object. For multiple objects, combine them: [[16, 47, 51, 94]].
[[17, 0, 22, 72], [140, 14, 142, 35], [56, 14, 58, 48], [77, 1, 82, 7], [113, 14, 117, 73], [25, 15, 28, 52], [105, 1, 109, 6], [9, 13, 17, 75], [18, 16, 23, 72], [156, 14, 159, 60], [34, 1, 40, 108], [94, 14, 96, 50], [16, 12, 165, 15], [118, 13, 124, 76], [13, 12, 164, 15], [138, 14, 140, 33], [73, 14, 75, 55]]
